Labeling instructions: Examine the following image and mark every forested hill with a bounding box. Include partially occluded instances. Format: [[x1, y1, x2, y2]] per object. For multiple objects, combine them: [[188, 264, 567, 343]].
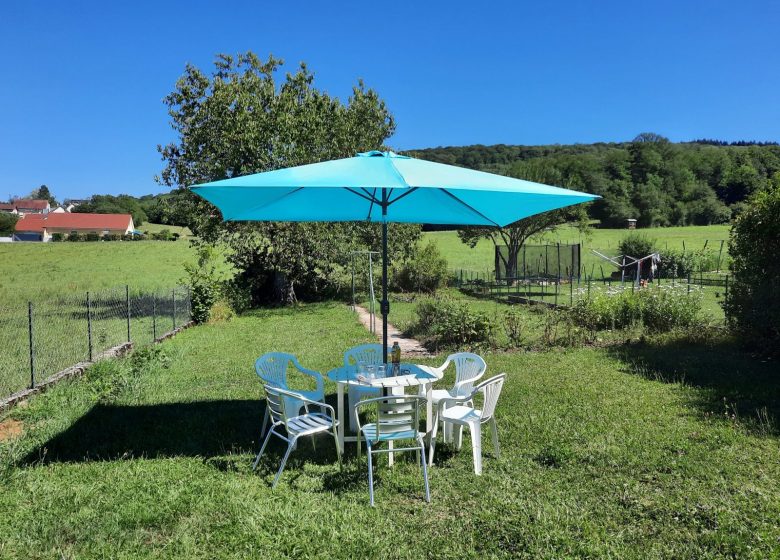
[[405, 134, 780, 227]]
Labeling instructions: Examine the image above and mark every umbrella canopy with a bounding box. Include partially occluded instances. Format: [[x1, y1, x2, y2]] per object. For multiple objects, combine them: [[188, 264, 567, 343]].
[[191, 150, 598, 360], [193, 151, 597, 226]]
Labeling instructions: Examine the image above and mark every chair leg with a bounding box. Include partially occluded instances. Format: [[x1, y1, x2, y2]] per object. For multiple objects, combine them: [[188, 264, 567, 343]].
[[311, 433, 317, 453], [252, 427, 275, 471], [349, 402, 357, 433], [429, 412, 439, 467], [272, 438, 296, 488], [470, 422, 482, 475], [260, 408, 270, 438], [455, 425, 464, 450], [490, 418, 500, 459], [332, 427, 342, 470], [367, 445, 375, 507], [419, 437, 431, 503]]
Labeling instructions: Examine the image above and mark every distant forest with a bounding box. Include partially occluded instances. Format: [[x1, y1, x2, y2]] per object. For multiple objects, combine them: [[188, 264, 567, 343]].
[[406, 133, 780, 227]]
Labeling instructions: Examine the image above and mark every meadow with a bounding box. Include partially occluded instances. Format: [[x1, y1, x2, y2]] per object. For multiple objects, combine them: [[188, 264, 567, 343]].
[[1, 302, 778, 558], [422, 224, 731, 275]]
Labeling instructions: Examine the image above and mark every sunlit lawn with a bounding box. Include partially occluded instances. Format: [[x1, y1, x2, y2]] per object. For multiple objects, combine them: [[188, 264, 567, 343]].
[[1, 301, 779, 558]]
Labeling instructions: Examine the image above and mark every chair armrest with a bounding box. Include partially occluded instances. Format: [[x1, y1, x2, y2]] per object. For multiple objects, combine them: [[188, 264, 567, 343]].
[[437, 390, 479, 414], [274, 387, 335, 419], [451, 370, 486, 394], [292, 359, 325, 397]]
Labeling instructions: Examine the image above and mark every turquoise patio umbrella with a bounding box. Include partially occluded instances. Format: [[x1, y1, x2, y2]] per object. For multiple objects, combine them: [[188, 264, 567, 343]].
[[191, 150, 598, 360]]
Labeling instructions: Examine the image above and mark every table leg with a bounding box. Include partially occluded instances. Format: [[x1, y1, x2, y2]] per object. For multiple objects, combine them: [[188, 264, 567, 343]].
[[425, 381, 433, 449], [387, 385, 405, 467], [337, 382, 345, 454]]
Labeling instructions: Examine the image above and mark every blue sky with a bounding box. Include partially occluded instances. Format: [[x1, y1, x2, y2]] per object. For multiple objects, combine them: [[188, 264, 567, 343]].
[[1, 0, 778, 200]]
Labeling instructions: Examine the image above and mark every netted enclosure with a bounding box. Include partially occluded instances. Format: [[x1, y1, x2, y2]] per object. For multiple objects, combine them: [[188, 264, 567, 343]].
[[496, 243, 581, 281]]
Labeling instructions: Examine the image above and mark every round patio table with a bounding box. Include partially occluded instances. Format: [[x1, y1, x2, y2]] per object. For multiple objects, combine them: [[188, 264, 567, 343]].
[[327, 363, 440, 463]]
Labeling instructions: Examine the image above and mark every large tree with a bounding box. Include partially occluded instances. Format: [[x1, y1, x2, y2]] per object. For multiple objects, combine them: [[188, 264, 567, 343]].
[[457, 159, 589, 280], [158, 52, 419, 304]]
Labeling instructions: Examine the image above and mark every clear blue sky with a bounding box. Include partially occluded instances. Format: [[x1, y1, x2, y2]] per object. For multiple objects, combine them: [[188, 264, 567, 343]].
[[1, 0, 778, 200]]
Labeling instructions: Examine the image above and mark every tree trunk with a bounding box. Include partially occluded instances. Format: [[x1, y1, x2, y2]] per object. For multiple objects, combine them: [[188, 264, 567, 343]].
[[272, 272, 297, 305]]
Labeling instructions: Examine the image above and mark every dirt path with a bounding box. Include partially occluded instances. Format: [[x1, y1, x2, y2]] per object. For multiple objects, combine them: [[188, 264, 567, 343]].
[[353, 305, 432, 357]]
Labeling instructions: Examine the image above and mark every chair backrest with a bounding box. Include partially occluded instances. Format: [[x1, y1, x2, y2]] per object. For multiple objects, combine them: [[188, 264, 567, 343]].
[[255, 352, 295, 389], [263, 384, 290, 426], [362, 395, 424, 442], [344, 343, 384, 367], [449, 353, 487, 396], [473, 374, 506, 421]]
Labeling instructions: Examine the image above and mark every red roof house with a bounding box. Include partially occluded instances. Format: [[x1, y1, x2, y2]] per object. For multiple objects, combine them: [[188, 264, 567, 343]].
[[14, 213, 135, 241]]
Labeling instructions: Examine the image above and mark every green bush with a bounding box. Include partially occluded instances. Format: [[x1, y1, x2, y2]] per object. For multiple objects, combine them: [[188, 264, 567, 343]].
[[618, 232, 657, 258], [393, 241, 448, 293], [414, 296, 492, 348], [104, 233, 121, 241], [67, 232, 84, 242], [50, 233, 64, 242], [185, 245, 231, 324], [85, 232, 100, 242], [724, 186, 780, 355], [572, 285, 703, 332], [658, 249, 720, 277]]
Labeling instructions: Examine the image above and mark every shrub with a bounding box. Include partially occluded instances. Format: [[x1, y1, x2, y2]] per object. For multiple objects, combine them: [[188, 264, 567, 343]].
[[618, 232, 656, 258], [393, 241, 448, 293], [67, 232, 84, 242], [414, 296, 492, 348], [85, 232, 100, 242], [104, 233, 121, 241], [724, 186, 780, 355], [571, 285, 703, 333], [659, 249, 720, 277], [50, 233, 64, 242], [208, 299, 235, 323], [504, 307, 524, 347], [185, 245, 231, 323], [152, 229, 174, 241]]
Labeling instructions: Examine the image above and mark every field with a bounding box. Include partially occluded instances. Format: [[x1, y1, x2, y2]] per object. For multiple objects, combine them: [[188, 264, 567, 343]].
[[422, 224, 732, 275], [0, 237, 196, 302], [1, 302, 779, 558]]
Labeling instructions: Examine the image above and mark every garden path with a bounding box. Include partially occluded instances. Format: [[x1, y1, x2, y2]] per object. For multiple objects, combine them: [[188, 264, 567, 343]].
[[353, 305, 432, 357]]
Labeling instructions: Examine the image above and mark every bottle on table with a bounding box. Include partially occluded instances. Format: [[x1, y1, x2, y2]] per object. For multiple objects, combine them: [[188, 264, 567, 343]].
[[391, 341, 401, 376]]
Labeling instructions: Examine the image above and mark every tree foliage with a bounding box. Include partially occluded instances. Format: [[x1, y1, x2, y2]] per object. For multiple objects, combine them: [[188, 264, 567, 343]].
[[73, 194, 148, 225], [724, 185, 780, 355], [30, 185, 57, 206], [410, 134, 780, 228], [0, 213, 19, 236], [457, 159, 590, 279], [157, 52, 420, 304]]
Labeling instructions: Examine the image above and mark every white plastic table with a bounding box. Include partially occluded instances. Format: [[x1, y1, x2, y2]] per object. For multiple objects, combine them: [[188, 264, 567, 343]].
[[327, 363, 440, 463]]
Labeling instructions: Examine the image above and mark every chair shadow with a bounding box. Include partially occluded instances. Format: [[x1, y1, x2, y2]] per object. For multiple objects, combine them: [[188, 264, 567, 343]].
[[20, 394, 346, 468], [606, 336, 780, 436]]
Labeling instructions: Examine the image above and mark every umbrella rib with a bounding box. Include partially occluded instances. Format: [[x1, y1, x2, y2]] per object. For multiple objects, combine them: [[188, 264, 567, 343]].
[[439, 188, 502, 227], [387, 187, 418, 206], [344, 187, 377, 204]]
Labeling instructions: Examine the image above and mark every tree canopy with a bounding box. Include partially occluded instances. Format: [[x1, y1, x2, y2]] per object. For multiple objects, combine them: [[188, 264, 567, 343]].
[[157, 51, 420, 304], [408, 134, 780, 228]]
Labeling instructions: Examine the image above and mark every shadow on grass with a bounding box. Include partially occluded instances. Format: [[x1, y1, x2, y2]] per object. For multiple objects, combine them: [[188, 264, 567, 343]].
[[21, 395, 349, 468], [607, 336, 780, 436]]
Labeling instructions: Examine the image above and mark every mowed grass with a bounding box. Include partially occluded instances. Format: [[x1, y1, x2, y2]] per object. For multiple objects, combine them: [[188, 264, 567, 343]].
[[423, 224, 732, 274], [1, 302, 779, 558], [0, 236, 197, 301]]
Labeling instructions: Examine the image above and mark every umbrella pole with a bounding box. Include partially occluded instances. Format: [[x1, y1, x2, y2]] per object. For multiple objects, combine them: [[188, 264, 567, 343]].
[[381, 189, 389, 364]]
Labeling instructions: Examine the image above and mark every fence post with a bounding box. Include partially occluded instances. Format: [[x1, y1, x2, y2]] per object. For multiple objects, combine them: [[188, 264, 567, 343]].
[[172, 289, 177, 331], [28, 302, 35, 389], [152, 292, 157, 341], [569, 272, 573, 306], [124, 285, 131, 343], [687, 273, 691, 294], [87, 292, 93, 362]]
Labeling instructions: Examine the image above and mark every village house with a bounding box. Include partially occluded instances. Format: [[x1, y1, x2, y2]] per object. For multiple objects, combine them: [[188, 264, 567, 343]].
[[0, 199, 51, 215], [13, 213, 135, 242]]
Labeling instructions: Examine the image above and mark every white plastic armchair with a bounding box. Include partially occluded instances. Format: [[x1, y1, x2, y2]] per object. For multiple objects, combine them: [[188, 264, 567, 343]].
[[255, 352, 325, 436], [252, 385, 341, 488], [429, 374, 506, 475], [426, 353, 486, 440], [343, 344, 383, 433]]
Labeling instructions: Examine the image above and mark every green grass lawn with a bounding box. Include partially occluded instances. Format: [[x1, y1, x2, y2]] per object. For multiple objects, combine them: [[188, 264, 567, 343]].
[[0, 234, 197, 302], [423, 224, 731, 274], [2, 302, 778, 558]]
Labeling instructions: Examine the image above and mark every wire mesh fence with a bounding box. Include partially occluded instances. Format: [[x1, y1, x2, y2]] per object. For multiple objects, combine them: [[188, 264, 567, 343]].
[[0, 286, 191, 399]]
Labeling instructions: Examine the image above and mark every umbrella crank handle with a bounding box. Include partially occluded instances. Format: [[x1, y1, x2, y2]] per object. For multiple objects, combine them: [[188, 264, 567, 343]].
[[380, 299, 390, 315]]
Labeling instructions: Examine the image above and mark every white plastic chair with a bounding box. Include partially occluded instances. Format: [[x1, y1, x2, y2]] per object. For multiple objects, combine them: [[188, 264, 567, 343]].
[[429, 374, 506, 475], [252, 385, 341, 488], [343, 344, 383, 433], [425, 353, 486, 442], [255, 352, 325, 437], [355, 395, 431, 506]]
